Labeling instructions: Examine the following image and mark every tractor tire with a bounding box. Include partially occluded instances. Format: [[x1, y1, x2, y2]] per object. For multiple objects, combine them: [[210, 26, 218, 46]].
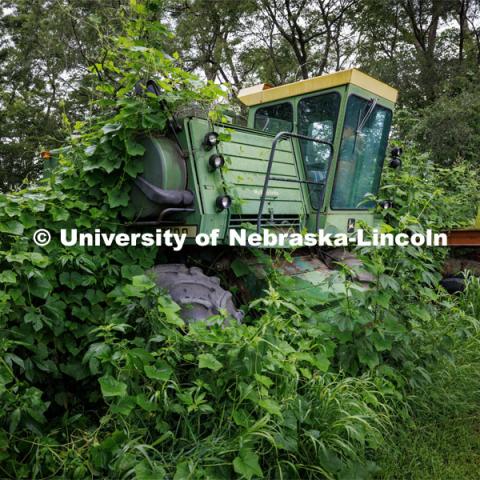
[[440, 276, 466, 294], [152, 264, 243, 323]]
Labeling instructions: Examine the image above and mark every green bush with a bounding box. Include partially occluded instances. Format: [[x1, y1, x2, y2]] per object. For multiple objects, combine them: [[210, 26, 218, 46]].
[[395, 84, 480, 168]]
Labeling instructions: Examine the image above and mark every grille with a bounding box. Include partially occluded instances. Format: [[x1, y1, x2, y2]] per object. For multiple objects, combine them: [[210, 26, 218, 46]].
[[229, 214, 301, 231]]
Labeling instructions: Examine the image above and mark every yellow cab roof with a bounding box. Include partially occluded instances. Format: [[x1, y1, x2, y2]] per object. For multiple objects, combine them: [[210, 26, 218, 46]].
[[237, 68, 398, 106]]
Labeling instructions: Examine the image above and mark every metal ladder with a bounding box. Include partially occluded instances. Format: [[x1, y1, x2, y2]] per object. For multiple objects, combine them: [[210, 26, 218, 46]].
[[256, 131, 333, 233]]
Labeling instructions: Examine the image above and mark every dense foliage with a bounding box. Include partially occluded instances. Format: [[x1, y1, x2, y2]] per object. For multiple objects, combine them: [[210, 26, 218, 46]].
[[0, 1, 479, 479]]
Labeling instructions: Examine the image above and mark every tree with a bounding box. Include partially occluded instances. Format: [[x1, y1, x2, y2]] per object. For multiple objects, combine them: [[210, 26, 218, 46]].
[[259, 0, 358, 80], [167, 0, 257, 91], [0, 0, 125, 191]]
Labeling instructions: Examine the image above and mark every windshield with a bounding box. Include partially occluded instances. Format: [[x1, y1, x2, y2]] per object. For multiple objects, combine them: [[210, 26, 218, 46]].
[[331, 96, 392, 209], [298, 92, 341, 209]]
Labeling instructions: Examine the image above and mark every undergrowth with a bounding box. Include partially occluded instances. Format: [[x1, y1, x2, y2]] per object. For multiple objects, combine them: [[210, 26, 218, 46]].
[[377, 275, 480, 479]]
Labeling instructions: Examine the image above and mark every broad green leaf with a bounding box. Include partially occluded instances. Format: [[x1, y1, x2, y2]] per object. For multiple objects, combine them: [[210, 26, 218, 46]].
[[0, 430, 8, 449], [4, 205, 20, 216], [198, 353, 222, 372], [314, 353, 330, 372], [111, 396, 136, 416], [125, 138, 145, 156], [29, 252, 50, 268], [231, 258, 251, 277], [144, 362, 173, 381], [254, 373, 273, 388], [29, 277, 52, 299], [121, 264, 144, 279], [84, 145, 97, 156], [135, 394, 157, 412], [233, 448, 263, 479], [358, 348, 380, 369], [0, 270, 16, 283], [59, 271, 84, 289], [19, 211, 36, 228], [375, 291, 391, 309], [107, 188, 129, 208], [174, 461, 192, 480], [132, 274, 154, 288], [258, 398, 282, 417], [24, 311, 43, 331], [135, 460, 166, 480], [97, 155, 123, 173], [9, 409, 21, 434], [157, 295, 184, 327], [99, 375, 127, 397], [51, 206, 70, 221], [371, 331, 392, 352], [60, 362, 89, 380], [0, 220, 24, 235], [232, 409, 250, 428], [101, 123, 122, 134], [408, 304, 431, 322], [124, 159, 144, 177]]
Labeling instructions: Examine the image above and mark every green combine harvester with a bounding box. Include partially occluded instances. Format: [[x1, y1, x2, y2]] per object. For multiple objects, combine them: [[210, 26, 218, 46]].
[[46, 68, 401, 320], [124, 69, 400, 320]]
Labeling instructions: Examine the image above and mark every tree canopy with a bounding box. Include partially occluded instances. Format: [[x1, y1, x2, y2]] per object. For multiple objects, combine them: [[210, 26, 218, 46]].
[[1, 0, 480, 189]]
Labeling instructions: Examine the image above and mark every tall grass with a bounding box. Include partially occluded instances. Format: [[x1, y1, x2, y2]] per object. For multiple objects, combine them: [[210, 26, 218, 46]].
[[377, 275, 480, 479]]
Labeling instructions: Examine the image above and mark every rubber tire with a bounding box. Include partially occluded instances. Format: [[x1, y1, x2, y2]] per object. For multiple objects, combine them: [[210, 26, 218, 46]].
[[440, 276, 465, 294], [152, 264, 243, 323]]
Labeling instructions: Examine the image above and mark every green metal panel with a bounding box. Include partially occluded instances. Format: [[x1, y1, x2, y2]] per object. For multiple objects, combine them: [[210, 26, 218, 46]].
[[182, 118, 229, 240], [217, 128, 305, 216]]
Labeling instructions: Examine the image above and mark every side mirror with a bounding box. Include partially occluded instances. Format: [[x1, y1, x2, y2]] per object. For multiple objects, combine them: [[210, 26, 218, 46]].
[[389, 147, 402, 169]]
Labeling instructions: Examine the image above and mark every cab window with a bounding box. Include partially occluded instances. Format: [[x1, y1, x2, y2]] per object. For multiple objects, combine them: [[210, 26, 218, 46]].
[[298, 92, 340, 209], [254, 102, 293, 135], [331, 96, 392, 210]]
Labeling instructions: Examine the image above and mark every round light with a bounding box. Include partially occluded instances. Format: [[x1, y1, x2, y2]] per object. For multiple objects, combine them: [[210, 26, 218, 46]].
[[391, 147, 403, 157], [216, 195, 232, 210], [389, 146, 402, 169], [203, 131, 219, 150], [209, 154, 225, 170]]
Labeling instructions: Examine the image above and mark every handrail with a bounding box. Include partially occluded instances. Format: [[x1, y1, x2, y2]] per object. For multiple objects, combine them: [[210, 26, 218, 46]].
[[256, 131, 334, 233]]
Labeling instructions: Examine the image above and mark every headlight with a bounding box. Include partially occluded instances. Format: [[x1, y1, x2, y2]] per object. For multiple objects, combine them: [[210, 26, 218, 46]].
[[216, 195, 232, 210], [203, 131, 219, 150], [209, 154, 225, 170], [389, 157, 402, 168], [389, 146, 402, 169], [380, 200, 393, 209]]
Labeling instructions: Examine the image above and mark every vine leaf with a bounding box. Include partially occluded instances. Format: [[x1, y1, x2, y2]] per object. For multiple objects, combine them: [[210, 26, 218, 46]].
[[233, 448, 263, 479]]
